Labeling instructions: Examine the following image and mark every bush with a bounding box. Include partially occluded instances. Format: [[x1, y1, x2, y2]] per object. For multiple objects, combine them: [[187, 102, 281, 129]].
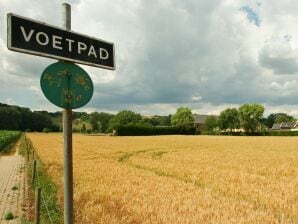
[[43, 128, 51, 133], [207, 131, 298, 136], [4, 212, 14, 220], [115, 125, 196, 136], [268, 131, 298, 136]]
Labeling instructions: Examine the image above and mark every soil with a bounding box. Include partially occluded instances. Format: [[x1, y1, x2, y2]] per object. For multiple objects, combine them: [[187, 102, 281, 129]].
[[0, 142, 28, 223]]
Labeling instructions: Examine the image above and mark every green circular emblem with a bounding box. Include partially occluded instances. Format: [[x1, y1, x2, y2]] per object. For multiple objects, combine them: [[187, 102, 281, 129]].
[[40, 62, 94, 109]]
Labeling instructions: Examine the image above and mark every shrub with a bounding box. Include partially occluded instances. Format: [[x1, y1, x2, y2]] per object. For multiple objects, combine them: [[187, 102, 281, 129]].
[[268, 131, 298, 136], [4, 212, 14, 220], [43, 128, 51, 133]]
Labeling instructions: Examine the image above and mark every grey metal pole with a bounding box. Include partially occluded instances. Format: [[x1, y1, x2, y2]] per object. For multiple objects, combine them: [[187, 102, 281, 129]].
[[35, 187, 41, 224], [32, 160, 37, 185], [62, 3, 73, 224]]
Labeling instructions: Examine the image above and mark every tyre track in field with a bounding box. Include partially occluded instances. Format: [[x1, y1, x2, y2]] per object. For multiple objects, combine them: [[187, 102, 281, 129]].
[[117, 149, 296, 223]]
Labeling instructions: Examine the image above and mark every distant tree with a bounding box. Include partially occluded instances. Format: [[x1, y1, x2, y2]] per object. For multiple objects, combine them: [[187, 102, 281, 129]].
[[97, 112, 114, 133], [80, 113, 89, 122], [171, 107, 194, 128], [142, 115, 172, 127], [238, 103, 264, 133], [0, 107, 21, 130], [81, 123, 86, 133], [0, 104, 54, 131], [72, 112, 87, 120], [89, 112, 114, 133], [108, 110, 142, 131], [158, 115, 171, 126], [275, 113, 295, 124], [18, 107, 33, 131], [203, 116, 218, 133], [89, 112, 101, 132], [30, 112, 53, 132], [141, 117, 156, 126], [261, 114, 275, 128], [218, 108, 240, 132], [261, 113, 296, 128]]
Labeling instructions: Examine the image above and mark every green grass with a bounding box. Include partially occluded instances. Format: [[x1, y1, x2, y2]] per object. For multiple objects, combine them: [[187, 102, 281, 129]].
[[4, 212, 14, 220], [19, 134, 27, 156], [20, 217, 32, 224], [0, 130, 21, 153], [11, 186, 18, 190], [22, 135, 63, 224]]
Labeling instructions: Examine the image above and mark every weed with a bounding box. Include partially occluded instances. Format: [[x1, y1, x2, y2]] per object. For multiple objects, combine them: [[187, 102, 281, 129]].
[[11, 186, 18, 190], [4, 212, 14, 220]]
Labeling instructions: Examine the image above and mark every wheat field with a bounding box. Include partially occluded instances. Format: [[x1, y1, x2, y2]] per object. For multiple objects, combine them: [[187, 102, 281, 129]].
[[26, 133, 298, 224]]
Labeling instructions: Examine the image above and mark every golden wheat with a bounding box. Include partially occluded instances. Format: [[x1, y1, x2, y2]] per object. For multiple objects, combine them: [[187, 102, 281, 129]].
[[26, 133, 298, 224]]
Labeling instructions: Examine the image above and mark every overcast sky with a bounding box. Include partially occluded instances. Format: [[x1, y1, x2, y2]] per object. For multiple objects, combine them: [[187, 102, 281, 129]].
[[1, 0, 298, 116]]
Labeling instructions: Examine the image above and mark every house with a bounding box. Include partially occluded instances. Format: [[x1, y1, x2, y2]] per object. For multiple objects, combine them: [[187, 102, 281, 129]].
[[193, 114, 219, 131], [291, 122, 298, 131], [271, 123, 281, 130], [271, 122, 298, 131]]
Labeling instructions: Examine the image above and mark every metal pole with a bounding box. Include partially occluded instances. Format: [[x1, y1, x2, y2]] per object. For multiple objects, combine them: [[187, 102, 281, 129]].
[[62, 3, 73, 224], [32, 160, 37, 186], [35, 187, 41, 224]]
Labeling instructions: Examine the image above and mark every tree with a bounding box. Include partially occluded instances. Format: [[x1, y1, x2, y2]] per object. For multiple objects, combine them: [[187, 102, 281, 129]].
[[218, 108, 240, 132], [171, 107, 194, 128], [81, 123, 86, 133], [275, 113, 295, 124], [238, 104, 264, 133], [203, 116, 218, 133], [0, 107, 21, 130], [261, 113, 296, 128], [108, 110, 142, 131], [158, 115, 171, 126], [30, 112, 53, 132], [261, 113, 276, 128], [141, 115, 171, 127], [97, 112, 114, 133], [90, 112, 100, 132]]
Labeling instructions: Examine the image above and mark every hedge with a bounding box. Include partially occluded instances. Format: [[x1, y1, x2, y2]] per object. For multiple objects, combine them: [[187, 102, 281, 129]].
[[267, 131, 298, 136], [114, 125, 196, 136], [212, 131, 298, 136]]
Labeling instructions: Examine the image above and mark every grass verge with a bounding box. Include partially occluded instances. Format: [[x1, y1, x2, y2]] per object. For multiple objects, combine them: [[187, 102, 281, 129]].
[[0, 131, 21, 155], [21, 134, 62, 224]]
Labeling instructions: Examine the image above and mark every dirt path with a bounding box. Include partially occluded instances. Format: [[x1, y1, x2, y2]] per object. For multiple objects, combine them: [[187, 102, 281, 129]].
[[0, 142, 27, 223]]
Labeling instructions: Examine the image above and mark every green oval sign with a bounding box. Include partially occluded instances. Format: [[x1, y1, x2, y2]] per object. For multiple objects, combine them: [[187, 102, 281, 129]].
[[40, 62, 94, 109]]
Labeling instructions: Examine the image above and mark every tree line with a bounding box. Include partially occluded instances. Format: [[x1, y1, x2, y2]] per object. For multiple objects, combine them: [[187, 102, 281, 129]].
[[0, 102, 296, 134], [0, 103, 58, 132], [87, 110, 171, 133], [202, 103, 296, 134]]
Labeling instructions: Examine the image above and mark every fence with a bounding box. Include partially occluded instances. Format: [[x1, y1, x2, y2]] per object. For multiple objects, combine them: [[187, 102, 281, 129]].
[[24, 135, 62, 224]]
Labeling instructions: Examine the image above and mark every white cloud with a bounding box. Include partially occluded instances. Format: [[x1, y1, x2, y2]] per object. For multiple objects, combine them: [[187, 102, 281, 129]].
[[5, 98, 16, 105], [1, 0, 298, 116]]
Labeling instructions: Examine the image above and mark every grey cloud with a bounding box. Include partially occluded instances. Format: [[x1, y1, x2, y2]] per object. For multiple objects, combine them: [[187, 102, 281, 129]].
[[259, 50, 298, 75], [1, 0, 298, 115]]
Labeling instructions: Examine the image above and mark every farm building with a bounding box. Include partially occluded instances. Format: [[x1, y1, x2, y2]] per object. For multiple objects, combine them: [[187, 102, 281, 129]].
[[193, 114, 219, 131], [271, 122, 298, 131], [193, 114, 208, 131]]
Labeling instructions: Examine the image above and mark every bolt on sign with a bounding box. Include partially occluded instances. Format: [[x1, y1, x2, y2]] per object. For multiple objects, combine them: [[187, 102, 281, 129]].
[[7, 13, 115, 70]]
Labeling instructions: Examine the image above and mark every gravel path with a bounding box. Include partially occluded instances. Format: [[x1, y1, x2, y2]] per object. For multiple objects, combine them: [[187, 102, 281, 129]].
[[0, 143, 27, 223]]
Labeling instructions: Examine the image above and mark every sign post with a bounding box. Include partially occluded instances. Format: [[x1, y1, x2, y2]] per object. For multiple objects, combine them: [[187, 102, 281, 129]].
[[7, 3, 115, 224], [62, 4, 73, 224]]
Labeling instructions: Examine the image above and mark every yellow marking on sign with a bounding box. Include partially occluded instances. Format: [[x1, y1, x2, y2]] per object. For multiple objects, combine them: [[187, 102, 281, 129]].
[[75, 74, 90, 91]]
